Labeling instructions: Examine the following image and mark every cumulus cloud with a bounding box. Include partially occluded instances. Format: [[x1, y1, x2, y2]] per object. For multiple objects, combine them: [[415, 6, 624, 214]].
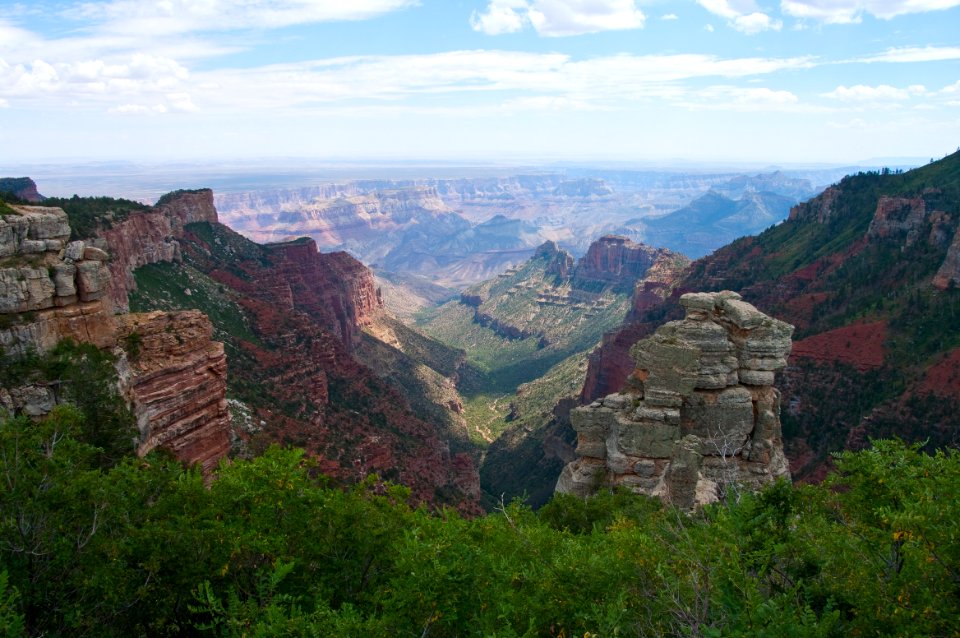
[[661, 13, 679, 19], [697, 0, 781, 33], [0, 98, 8, 107], [782, 0, 960, 24], [823, 83, 926, 100], [471, 0, 645, 37], [72, 0, 419, 35]]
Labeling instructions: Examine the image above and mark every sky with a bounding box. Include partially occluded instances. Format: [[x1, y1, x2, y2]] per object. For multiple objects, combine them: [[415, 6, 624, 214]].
[[0, 0, 958, 165]]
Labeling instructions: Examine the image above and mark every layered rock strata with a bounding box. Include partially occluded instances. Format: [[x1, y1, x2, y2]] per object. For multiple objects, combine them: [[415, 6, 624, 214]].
[[0, 205, 116, 358], [557, 291, 793, 509], [102, 188, 218, 313], [116, 311, 230, 473]]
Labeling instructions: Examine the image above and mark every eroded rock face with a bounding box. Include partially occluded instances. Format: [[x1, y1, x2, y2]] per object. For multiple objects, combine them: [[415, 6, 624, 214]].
[[0, 205, 115, 358], [933, 227, 960, 290], [116, 311, 230, 473], [575, 235, 661, 287], [557, 291, 793, 509]]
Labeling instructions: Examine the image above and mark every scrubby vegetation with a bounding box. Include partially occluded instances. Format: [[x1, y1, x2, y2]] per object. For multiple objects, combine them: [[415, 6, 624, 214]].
[[1, 405, 957, 637], [41, 195, 150, 239]]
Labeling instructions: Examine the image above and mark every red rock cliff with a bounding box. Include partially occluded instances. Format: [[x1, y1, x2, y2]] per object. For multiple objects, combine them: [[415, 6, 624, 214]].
[[575, 235, 661, 285], [262, 239, 382, 349], [116, 310, 230, 473]]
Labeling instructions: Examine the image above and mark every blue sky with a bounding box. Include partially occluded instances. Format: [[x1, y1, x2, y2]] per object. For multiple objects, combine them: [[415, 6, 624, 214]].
[[0, 0, 958, 164]]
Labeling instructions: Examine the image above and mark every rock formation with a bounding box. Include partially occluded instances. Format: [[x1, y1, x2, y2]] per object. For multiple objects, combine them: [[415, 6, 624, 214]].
[[934, 230, 960, 290], [557, 291, 793, 509], [0, 195, 231, 475], [575, 235, 662, 288], [116, 311, 230, 473], [0, 205, 116, 358]]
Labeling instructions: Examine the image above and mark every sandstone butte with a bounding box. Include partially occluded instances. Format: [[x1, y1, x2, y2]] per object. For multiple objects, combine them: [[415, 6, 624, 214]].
[[556, 291, 794, 510]]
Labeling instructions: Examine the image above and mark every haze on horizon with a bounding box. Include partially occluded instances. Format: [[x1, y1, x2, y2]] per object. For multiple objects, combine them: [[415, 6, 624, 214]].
[[1, 0, 958, 165]]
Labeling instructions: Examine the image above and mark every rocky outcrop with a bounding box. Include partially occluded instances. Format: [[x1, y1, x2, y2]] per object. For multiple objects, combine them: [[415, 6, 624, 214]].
[[574, 235, 661, 288], [933, 227, 960, 290], [155, 189, 219, 229], [557, 291, 792, 509], [100, 210, 181, 313], [535, 240, 574, 278], [788, 185, 841, 223], [867, 196, 928, 246], [0, 205, 115, 358], [116, 311, 230, 473]]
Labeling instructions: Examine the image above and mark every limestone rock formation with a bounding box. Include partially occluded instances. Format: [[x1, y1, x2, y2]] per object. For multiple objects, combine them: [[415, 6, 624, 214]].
[[0, 205, 116, 358], [557, 291, 793, 509], [116, 311, 230, 473]]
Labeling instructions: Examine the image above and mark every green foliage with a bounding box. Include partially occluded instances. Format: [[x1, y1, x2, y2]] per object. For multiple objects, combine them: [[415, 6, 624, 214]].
[[155, 189, 207, 207], [1, 340, 136, 468], [1, 432, 957, 636], [0, 198, 17, 216], [42, 194, 150, 240]]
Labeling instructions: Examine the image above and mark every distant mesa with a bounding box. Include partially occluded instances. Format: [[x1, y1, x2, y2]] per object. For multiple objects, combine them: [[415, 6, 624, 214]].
[[0, 177, 44, 203]]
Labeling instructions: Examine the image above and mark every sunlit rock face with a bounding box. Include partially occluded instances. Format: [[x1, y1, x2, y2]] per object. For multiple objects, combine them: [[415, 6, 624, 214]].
[[557, 291, 793, 510]]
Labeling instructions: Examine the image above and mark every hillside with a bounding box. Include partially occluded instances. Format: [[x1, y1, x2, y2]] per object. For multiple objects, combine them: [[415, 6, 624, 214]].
[[582, 151, 960, 481], [0, 182, 481, 512], [418, 237, 688, 505]]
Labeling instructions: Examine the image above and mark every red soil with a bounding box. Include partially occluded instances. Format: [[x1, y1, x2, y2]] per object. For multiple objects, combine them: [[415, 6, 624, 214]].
[[791, 321, 887, 371], [917, 347, 960, 397]]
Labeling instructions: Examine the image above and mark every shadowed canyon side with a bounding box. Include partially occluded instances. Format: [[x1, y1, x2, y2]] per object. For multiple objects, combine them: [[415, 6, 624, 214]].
[[579, 151, 960, 481], [557, 291, 793, 509], [1, 185, 480, 511], [137, 210, 480, 511]]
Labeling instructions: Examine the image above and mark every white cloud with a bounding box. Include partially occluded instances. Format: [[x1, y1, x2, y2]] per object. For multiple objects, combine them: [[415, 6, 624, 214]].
[[661, 13, 679, 19], [705, 23, 716, 30], [782, 0, 960, 24], [471, 0, 645, 37], [859, 46, 960, 63], [109, 103, 168, 115], [689, 85, 802, 110], [0, 98, 8, 107], [0, 54, 189, 98], [823, 83, 926, 100], [470, 0, 527, 34], [72, 0, 419, 35], [697, 0, 781, 33]]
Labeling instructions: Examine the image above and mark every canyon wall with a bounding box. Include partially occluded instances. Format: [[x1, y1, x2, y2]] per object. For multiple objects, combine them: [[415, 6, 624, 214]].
[[0, 194, 231, 474]]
